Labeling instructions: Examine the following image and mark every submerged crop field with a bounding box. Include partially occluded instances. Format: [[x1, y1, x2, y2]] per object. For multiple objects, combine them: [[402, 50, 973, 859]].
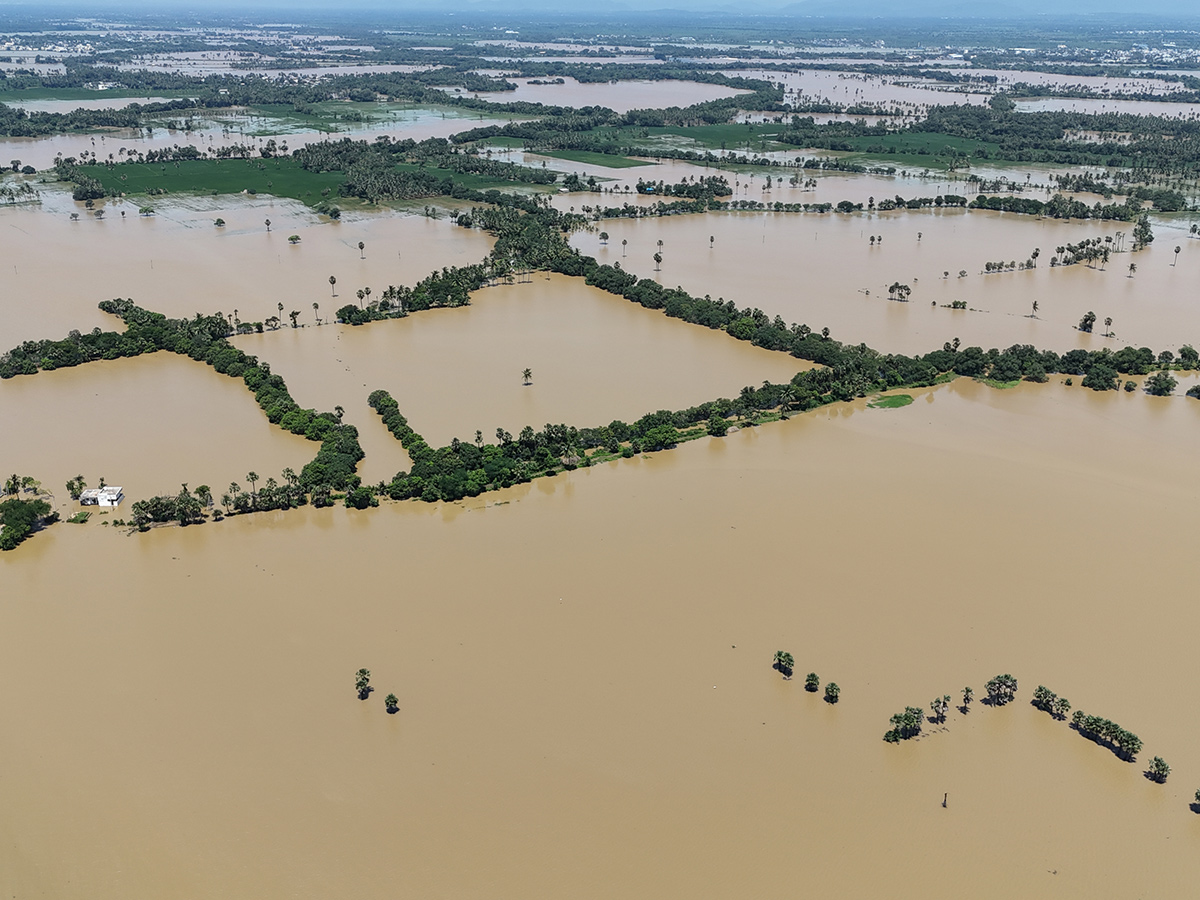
[[4, 5, 1200, 899]]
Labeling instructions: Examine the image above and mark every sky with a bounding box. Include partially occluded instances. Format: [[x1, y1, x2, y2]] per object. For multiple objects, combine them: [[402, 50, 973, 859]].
[[0, 0, 1194, 15]]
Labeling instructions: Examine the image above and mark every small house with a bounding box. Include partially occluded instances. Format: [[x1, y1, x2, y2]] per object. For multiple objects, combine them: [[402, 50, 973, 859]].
[[80, 486, 124, 507]]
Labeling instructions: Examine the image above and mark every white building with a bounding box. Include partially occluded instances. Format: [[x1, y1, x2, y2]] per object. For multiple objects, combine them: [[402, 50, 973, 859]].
[[80, 486, 124, 507]]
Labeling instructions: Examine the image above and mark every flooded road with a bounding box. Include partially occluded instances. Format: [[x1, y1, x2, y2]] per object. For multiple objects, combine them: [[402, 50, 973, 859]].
[[3, 378, 1200, 898]]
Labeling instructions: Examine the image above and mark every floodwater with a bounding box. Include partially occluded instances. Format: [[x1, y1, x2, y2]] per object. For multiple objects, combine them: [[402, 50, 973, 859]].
[[0, 199, 496, 350], [0, 351, 314, 505], [237, 273, 808, 451], [455, 77, 750, 114], [571, 207, 1200, 356], [4, 377, 1200, 898], [0, 106, 518, 171]]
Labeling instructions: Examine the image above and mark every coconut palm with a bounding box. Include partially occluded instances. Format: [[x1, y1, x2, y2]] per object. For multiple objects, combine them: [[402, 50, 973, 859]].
[[358, 241, 365, 259], [329, 275, 337, 296], [805, 672, 820, 692], [653, 252, 662, 271], [1031, 300, 1039, 318], [264, 218, 271, 232], [599, 231, 608, 245], [824, 682, 840, 703], [772, 650, 794, 676], [522, 367, 532, 385], [385, 693, 399, 713], [621, 238, 627, 257], [1104, 316, 1113, 337], [355, 668, 371, 698], [1175, 245, 1182, 266], [312, 301, 319, 324], [1128, 262, 1137, 277]]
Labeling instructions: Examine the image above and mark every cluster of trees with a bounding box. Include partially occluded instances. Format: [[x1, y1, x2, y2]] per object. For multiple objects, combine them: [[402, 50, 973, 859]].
[[634, 176, 731, 199], [872, 193, 968, 210], [884, 707, 926, 742], [0, 475, 54, 550], [985, 673, 1019, 705], [970, 193, 1162, 222], [335, 265, 487, 325], [1071, 710, 1144, 761], [1031, 685, 1072, 720]]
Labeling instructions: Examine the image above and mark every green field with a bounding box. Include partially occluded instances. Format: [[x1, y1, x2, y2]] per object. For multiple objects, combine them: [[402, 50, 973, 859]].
[[86, 157, 346, 205], [868, 394, 915, 408], [537, 149, 652, 168]]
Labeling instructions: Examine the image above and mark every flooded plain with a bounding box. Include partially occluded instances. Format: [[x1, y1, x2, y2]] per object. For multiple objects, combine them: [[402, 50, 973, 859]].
[[571, 207, 1200, 356], [458, 77, 750, 114], [237, 273, 809, 452], [0, 351, 314, 505], [4, 378, 1200, 898], [0, 199, 496, 349]]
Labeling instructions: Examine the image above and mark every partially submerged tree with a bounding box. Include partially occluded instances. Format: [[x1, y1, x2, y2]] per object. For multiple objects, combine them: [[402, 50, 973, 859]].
[[772, 651, 794, 678], [355, 668, 371, 699]]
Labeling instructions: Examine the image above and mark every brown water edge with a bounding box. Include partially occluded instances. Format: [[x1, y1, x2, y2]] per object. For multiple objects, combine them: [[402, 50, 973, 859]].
[[572, 208, 1200, 357], [236, 273, 810, 450], [0, 201, 495, 349], [4, 378, 1200, 898], [0, 351, 314, 510]]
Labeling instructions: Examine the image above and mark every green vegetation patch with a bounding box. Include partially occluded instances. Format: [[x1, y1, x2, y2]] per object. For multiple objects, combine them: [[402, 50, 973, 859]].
[[86, 157, 345, 205], [976, 377, 1021, 390], [66, 511, 91, 524], [868, 394, 914, 408], [537, 149, 652, 169]]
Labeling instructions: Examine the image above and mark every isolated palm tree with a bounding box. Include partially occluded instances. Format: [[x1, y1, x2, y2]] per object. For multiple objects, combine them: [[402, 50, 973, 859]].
[[264, 218, 271, 232], [358, 241, 365, 259], [653, 252, 662, 271], [621, 238, 627, 257], [329, 275, 337, 296], [522, 367, 532, 385], [1031, 300, 1039, 318], [1128, 262, 1138, 277], [1175, 245, 1182, 266], [312, 301, 319, 324], [1104, 316, 1113, 337]]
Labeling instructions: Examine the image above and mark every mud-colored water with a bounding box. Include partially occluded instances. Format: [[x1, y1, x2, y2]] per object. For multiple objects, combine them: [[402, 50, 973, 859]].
[[0, 352, 314, 506], [457, 77, 750, 115], [571, 208, 1200, 356], [237, 273, 808, 452], [0, 106, 517, 171], [0, 201, 495, 350], [3, 378, 1200, 898]]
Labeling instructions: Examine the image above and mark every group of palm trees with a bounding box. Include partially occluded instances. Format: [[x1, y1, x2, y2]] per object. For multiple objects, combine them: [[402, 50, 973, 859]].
[[355, 669, 398, 714]]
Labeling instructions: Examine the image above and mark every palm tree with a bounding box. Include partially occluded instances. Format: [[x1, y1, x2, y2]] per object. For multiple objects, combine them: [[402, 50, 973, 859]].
[[358, 241, 365, 259], [1104, 316, 1113, 337], [599, 231, 608, 245], [278, 302, 284, 321], [264, 218, 271, 232], [621, 238, 627, 257], [356, 289, 365, 308], [653, 252, 662, 271], [312, 301, 319, 325], [709, 235, 714, 249], [522, 367, 532, 385], [246, 471, 259, 504], [355, 668, 371, 699], [824, 682, 840, 703], [1175, 245, 1182, 266], [805, 672, 820, 692], [1128, 262, 1138, 277], [961, 686, 973, 710], [289, 310, 300, 328], [334, 405, 344, 423], [329, 275, 337, 296], [772, 650, 794, 676], [385, 693, 399, 713], [1031, 300, 1039, 318], [363, 286, 371, 307]]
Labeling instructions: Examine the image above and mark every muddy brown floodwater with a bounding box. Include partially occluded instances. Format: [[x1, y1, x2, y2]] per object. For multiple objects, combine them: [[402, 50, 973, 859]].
[[237, 273, 808, 454], [3, 378, 1200, 899], [0, 202, 495, 349], [572, 208, 1200, 357], [459, 77, 750, 115], [0, 351, 314, 508]]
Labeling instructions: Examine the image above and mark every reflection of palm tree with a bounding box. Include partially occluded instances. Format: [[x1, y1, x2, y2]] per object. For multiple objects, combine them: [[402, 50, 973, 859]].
[[522, 368, 532, 385]]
